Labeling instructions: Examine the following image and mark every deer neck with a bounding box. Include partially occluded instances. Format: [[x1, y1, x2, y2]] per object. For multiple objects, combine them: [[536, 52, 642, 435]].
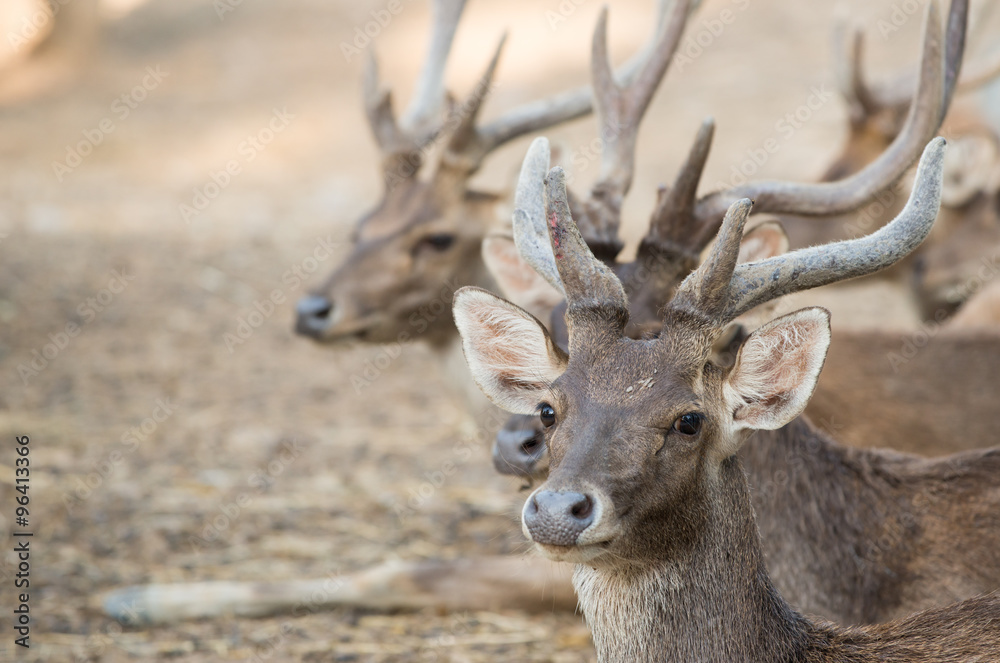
[[572, 455, 811, 663]]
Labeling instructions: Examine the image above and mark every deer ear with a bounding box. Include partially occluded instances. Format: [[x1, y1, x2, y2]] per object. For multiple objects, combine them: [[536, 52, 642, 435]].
[[738, 221, 789, 263], [453, 287, 568, 414], [722, 308, 831, 436], [481, 235, 564, 322]]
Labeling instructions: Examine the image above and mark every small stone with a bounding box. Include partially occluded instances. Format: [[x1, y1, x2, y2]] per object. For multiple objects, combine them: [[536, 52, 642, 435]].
[[625, 386, 634, 393]]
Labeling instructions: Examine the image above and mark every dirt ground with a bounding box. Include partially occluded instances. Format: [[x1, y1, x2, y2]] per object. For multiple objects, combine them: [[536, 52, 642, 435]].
[[0, 0, 994, 661]]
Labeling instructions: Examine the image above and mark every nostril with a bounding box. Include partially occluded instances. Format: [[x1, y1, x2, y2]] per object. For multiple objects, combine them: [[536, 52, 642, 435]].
[[297, 295, 333, 319], [570, 495, 593, 521], [521, 437, 541, 454]]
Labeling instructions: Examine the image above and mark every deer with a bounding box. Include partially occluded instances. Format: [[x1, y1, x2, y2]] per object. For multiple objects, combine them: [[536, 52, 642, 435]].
[[292, 0, 965, 384], [776, 6, 1000, 323], [101, 0, 977, 626], [454, 135, 1000, 660]]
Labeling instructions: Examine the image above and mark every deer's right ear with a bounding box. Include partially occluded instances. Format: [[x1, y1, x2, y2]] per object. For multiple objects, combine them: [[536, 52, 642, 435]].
[[482, 235, 564, 322], [453, 287, 568, 414]]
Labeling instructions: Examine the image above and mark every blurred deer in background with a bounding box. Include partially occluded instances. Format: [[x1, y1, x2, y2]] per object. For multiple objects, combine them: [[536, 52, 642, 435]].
[[455, 136, 1000, 662], [0, 0, 102, 100], [292, 0, 676, 349], [104, 0, 1000, 627], [776, 4, 1000, 321]]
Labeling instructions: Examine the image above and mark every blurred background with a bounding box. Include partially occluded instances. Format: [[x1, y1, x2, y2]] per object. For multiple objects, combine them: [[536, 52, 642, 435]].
[[1, 0, 997, 660]]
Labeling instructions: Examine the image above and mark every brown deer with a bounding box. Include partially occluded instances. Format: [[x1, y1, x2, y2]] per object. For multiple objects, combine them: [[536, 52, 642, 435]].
[[455, 138, 1000, 661], [293, 0, 960, 356], [101, 0, 972, 626], [291, 0, 674, 350]]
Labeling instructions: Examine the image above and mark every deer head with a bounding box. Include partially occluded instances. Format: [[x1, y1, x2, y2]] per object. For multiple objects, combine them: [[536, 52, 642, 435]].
[[294, 0, 682, 347], [455, 136, 945, 565], [484, 0, 958, 484]]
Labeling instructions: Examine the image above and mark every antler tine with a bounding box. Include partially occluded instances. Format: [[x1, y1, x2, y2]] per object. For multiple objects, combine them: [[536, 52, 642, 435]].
[[363, 0, 469, 186], [644, 117, 716, 250], [545, 167, 629, 348], [576, 0, 692, 251], [475, 0, 679, 156], [399, 0, 469, 136], [692, 0, 950, 227], [620, 117, 714, 322], [512, 137, 566, 296], [669, 198, 753, 320], [686, 138, 946, 326], [940, 0, 968, 112], [832, 20, 881, 120], [363, 52, 423, 183], [437, 33, 509, 177]]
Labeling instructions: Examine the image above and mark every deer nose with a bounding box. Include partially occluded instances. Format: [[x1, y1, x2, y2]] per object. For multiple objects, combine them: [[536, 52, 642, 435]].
[[294, 295, 334, 337], [493, 428, 546, 477], [523, 490, 594, 546]]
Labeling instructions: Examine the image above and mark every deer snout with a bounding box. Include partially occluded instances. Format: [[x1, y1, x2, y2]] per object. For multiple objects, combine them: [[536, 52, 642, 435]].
[[523, 490, 594, 547], [493, 427, 546, 477], [294, 295, 334, 337]]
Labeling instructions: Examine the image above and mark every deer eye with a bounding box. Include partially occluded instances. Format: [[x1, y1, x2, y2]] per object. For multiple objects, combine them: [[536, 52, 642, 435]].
[[418, 233, 456, 252], [538, 403, 556, 428], [672, 412, 702, 436]]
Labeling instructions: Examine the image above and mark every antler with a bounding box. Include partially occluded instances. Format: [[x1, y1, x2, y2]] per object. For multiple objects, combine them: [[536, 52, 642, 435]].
[[512, 137, 566, 297], [472, 0, 680, 159], [366, 0, 691, 192], [618, 0, 962, 322], [364, 0, 469, 187], [833, 0, 968, 127], [509, 0, 692, 288], [544, 167, 629, 353], [692, 0, 953, 225], [622, 117, 715, 320], [524, 138, 944, 350], [572, 0, 693, 255], [670, 138, 947, 325]]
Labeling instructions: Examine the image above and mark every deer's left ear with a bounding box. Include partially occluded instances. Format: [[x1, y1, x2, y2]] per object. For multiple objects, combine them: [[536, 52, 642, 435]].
[[453, 287, 568, 414], [722, 308, 831, 438]]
